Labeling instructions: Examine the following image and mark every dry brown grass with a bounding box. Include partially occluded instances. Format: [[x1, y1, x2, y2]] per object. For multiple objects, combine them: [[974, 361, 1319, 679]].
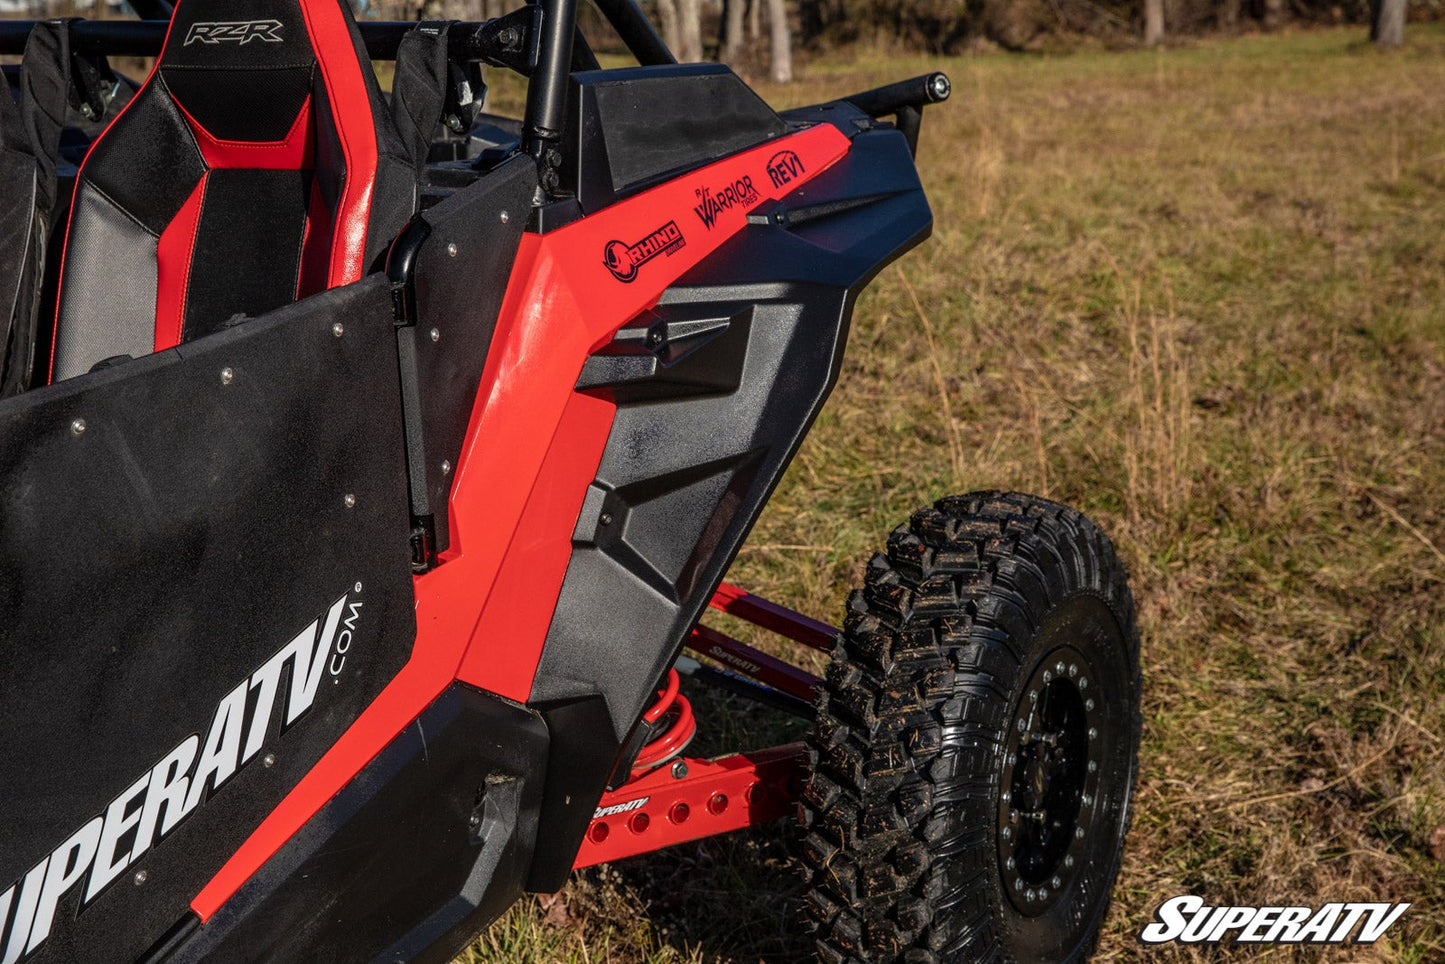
[[464, 23, 1445, 963]]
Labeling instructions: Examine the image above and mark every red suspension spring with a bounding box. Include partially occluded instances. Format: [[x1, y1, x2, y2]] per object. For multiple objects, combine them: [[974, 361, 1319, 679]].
[[631, 668, 696, 776]]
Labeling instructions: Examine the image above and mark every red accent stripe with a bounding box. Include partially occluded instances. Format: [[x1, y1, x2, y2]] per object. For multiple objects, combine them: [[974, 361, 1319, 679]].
[[297, 0, 377, 286], [191, 123, 852, 922], [297, 178, 332, 298], [153, 173, 208, 352], [172, 93, 315, 170]]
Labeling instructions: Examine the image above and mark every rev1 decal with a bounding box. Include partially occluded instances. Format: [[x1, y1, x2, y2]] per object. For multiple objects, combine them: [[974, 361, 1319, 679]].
[[602, 221, 686, 283], [0, 586, 363, 964], [765, 150, 805, 190]]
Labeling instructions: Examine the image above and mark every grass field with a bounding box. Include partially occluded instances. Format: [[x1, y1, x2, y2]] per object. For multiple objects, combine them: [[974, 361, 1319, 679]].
[[461, 23, 1445, 962]]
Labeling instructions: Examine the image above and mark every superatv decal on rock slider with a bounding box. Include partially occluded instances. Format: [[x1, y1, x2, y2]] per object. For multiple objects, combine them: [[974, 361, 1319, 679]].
[[602, 221, 686, 283], [183, 20, 285, 45], [0, 588, 363, 963], [765, 150, 805, 189], [593, 798, 649, 819], [692, 176, 759, 230]]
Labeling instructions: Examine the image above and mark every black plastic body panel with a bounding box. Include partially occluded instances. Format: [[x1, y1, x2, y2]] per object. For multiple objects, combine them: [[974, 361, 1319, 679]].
[[398, 154, 536, 555], [525, 127, 932, 877], [559, 64, 787, 215], [162, 684, 549, 964], [0, 277, 418, 963]]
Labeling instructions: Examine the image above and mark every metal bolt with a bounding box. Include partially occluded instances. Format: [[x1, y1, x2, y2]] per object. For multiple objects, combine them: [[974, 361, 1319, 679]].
[[1069, 664, 1078, 677], [1016, 718, 1026, 732], [1075, 827, 1085, 839], [430, 328, 440, 343], [1029, 690, 1038, 703], [930, 74, 951, 100], [599, 512, 614, 526], [1026, 889, 1036, 901], [263, 753, 276, 768], [1002, 791, 1010, 803], [1005, 857, 1015, 870], [1079, 677, 1089, 689], [1055, 661, 1065, 674], [671, 760, 689, 779], [1043, 670, 1052, 682], [220, 367, 234, 385], [1088, 727, 1098, 740], [1085, 699, 1095, 711], [332, 322, 345, 338], [1007, 753, 1017, 766], [1051, 876, 1062, 888], [447, 242, 458, 257], [133, 870, 147, 885], [70, 418, 86, 436], [1001, 826, 1011, 839], [1065, 855, 1075, 867], [500, 210, 510, 224], [1081, 794, 1092, 807], [468, 813, 481, 828], [441, 460, 452, 475], [1014, 878, 1024, 890], [343, 493, 356, 509], [1087, 761, 1097, 773]]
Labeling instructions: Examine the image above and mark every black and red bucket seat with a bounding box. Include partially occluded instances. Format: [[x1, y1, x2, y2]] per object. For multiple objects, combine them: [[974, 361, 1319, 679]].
[[49, 0, 441, 382]]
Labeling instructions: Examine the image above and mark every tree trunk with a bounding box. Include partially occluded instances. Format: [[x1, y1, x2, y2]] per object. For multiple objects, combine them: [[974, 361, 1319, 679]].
[[1219, 0, 1240, 31], [722, 0, 747, 62], [1372, 0, 1406, 46], [1262, 0, 1284, 30], [1142, 0, 1163, 45], [767, 0, 791, 82], [655, 0, 682, 56], [749, 0, 762, 41], [677, 0, 704, 61]]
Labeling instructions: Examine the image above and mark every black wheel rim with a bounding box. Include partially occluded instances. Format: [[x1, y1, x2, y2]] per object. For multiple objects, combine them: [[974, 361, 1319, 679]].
[[997, 644, 1103, 917]]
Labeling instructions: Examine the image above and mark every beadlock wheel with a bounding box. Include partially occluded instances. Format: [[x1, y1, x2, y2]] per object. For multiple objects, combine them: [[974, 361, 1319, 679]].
[[800, 491, 1142, 963]]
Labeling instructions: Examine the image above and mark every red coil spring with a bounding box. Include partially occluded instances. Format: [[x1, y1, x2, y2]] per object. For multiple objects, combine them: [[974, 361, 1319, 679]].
[[631, 668, 696, 776]]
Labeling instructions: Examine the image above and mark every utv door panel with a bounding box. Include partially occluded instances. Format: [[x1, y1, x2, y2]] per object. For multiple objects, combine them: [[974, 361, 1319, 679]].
[[0, 277, 417, 963]]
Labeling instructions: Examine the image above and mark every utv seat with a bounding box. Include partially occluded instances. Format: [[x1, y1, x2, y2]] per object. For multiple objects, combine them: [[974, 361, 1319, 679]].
[[49, 0, 440, 382]]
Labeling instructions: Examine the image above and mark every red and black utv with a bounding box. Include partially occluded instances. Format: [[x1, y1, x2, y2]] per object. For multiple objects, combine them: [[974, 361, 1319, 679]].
[[0, 0, 1142, 960]]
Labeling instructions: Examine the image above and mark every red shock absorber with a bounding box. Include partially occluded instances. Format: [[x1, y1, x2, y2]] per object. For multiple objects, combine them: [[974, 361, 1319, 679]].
[[630, 668, 696, 776]]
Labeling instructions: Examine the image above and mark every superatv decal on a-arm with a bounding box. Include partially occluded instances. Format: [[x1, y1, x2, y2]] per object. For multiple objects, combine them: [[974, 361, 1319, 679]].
[[0, 588, 363, 963]]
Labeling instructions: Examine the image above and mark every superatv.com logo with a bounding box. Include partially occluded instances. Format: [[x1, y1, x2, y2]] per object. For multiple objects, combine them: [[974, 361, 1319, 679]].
[[1139, 895, 1410, 946], [0, 587, 362, 962], [602, 221, 686, 283]]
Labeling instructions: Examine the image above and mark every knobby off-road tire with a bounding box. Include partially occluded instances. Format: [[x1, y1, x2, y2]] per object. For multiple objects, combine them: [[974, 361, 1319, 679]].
[[801, 491, 1141, 963]]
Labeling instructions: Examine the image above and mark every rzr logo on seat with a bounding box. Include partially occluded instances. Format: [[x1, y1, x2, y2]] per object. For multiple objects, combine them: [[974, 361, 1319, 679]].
[[0, 587, 362, 962], [184, 20, 285, 46]]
